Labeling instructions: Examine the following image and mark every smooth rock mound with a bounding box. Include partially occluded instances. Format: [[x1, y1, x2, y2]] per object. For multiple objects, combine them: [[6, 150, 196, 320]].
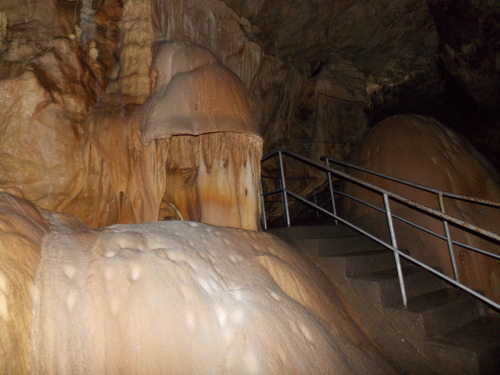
[[342, 114, 500, 301], [0, 192, 398, 374]]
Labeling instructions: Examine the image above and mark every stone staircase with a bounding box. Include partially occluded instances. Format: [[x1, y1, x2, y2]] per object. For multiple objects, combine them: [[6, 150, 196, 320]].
[[271, 224, 500, 375]]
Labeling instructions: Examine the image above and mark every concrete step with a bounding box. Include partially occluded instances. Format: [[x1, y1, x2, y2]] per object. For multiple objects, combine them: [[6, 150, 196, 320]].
[[400, 288, 489, 338], [270, 224, 358, 240], [323, 249, 394, 276], [297, 235, 382, 257], [269, 224, 500, 374], [323, 248, 411, 277], [430, 316, 500, 375], [350, 266, 446, 307]]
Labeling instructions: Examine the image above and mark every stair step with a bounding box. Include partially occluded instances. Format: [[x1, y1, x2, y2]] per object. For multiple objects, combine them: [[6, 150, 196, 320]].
[[430, 316, 500, 375], [270, 224, 358, 239], [324, 249, 409, 277], [297, 235, 382, 256], [402, 288, 489, 338], [351, 266, 446, 307]]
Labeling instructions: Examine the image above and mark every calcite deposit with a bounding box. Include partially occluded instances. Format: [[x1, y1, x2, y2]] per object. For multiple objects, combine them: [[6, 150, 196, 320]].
[[142, 40, 263, 230], [0, 192, 398, 374], [1, 0, 498, 226], [0, 190, 48, 375], [341, 114, 500, 301], [0, 0, 498, 373]]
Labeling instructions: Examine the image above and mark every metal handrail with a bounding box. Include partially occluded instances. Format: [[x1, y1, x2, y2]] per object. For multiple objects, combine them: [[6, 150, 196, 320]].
[[321, 156, 500, 208], [261, 150, 500, 310]]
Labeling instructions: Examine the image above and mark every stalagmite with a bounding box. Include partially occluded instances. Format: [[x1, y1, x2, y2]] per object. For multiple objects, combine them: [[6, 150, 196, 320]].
[[142, 40, 263, 230]]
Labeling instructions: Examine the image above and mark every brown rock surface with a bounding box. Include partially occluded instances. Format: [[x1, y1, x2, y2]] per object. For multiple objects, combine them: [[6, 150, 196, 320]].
[[63, 104, 168, 228], [342, 114, 500, 300], [1, 0, 498, 226], [0, 41, 91, 211]]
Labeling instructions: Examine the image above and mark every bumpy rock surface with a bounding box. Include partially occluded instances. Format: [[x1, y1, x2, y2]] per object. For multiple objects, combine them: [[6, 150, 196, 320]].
[[0, 192, 398, 374], [342, 114, 500, 301]]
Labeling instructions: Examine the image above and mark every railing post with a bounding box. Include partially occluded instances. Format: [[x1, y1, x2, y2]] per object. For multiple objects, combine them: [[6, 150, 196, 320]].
[[438, 193, 460, 282], [278, 151, 291, 227], [260, 178, 268, 230], [312, 183, 319, 217], [383, 193, 408, 308], [325, 158, 339, 225]]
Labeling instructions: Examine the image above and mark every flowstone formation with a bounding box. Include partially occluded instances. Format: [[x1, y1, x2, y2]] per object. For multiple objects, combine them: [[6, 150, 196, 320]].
[[341, 114, 500, 301], [0, 192, 398, 375], [63, 40, 263, 230], [142, 40, 263, 230]]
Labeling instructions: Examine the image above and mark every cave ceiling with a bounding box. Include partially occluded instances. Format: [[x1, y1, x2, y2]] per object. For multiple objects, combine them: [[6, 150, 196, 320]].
[[224, 0, 500, 169], [0, 0, 499, 171]]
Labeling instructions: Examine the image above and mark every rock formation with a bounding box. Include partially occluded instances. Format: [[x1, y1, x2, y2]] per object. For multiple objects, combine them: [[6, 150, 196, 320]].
[[341, 114, 500, 301], [0, 192, 398, 374], [0, 0, 498, 372], [0, 0, 498, 224], [142, 40, 263, 230]]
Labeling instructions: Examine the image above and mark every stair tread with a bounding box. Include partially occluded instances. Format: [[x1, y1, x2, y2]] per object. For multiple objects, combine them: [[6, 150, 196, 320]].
[[432, 316, 500, 352], [299, 234, 367, 241], [270, 224, 358, 239], [322, 248, 393, 258], [405, 288, 479, 313], [353, 265, 435, 282]]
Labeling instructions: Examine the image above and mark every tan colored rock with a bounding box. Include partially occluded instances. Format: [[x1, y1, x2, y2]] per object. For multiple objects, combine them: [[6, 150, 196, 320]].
[[142, 40, 263, 230], [0, 192, 399, 374], [162, 132, 263, 230], [105, 0, 153, 103], [142, 41, 259, 140], [64, 104, 167, 228], [0, 65, 86, 211], [342, 114, 500, 301], [0, 192, 48, 375]]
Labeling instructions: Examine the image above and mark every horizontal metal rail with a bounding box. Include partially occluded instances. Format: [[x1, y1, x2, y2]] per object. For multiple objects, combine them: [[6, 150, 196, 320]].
[[261, 150, 500, 311], [264, 150, 500, 241], [282, 189, 499, 309], [334, 189, 500, 260], [322, 156, 500, 208]]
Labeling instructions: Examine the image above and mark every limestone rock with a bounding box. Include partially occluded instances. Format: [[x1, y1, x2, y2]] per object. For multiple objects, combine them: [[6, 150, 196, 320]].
[[142, 40, 263, 230], [0, 192, 399, 374], [142, 40, 259, 141], [0, 192, 48, 375], [63, 104, 167, 228], [0, 63, 87, 211], [428, 0, 500, 109], [0, 0, 498, 228], [342, 114, 500, 301]]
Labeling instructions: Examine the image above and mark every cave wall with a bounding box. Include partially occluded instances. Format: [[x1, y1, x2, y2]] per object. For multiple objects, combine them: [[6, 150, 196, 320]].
[[0, 0, 498, 226]]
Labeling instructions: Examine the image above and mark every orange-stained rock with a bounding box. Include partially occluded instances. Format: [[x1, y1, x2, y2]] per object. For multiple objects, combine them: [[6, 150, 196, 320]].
[[342, 114, 500, 301], [162, 132, 263, 230], [141, 40, 263, 230], [63, 103, 168, 228], [104, 0, 153, 103]]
